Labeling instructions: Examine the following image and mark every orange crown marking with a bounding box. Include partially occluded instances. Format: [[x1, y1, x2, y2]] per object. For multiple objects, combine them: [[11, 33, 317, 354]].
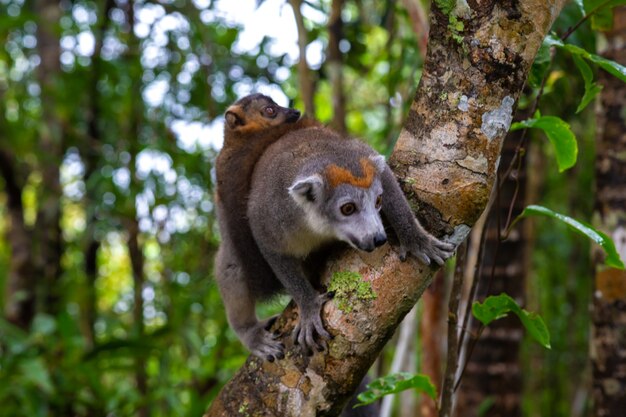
[[325, 157, 375, 189]]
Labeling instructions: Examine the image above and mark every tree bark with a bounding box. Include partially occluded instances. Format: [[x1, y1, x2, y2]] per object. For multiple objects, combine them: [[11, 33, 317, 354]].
[[206, 1, 567, 415], [592, 7, 626, 416]]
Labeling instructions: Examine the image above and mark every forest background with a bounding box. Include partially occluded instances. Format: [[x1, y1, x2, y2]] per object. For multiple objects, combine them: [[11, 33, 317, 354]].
[[0, 0, 625, 416]]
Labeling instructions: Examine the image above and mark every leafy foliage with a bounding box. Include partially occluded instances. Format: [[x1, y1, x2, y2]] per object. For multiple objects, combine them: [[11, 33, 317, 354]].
[[1, 1, 624, 416], [517, 205, 625, 269], [0, 1, 429, 415], [545, 34, 626, 82], [355, 372, 436, 407], [510, 115, 578, 172], [473, 294, 551, 349], [584, 0, 626, 30], [572, 55, 603, 113]]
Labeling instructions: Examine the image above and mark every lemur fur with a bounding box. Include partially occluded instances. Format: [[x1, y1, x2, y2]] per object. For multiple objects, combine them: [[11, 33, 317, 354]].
[[240, 126, 455, 359]]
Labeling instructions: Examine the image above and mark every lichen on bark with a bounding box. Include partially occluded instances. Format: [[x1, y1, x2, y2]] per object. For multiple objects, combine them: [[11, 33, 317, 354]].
[[328, 271, 376, 313]]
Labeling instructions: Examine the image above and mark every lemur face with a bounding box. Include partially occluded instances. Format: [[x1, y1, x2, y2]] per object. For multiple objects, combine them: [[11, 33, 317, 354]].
[[288, 157, 388, 252], [225, 94, 300, 132], [321, 180, 387, 252]]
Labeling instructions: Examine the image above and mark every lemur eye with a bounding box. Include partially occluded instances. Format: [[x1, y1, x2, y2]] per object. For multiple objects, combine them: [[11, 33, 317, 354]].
[[375, 195, 382, 209], [264, 106, 276, 117], [340, 203, 356, 216]]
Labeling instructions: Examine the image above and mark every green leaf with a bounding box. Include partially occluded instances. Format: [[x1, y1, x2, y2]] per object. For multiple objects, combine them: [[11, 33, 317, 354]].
[[585, 0, 626, 31], [477, 397, 496, 417], [517, 205, 625, 269], [355, 373, 436, 407], [529, 40, 552, 89], [572, 55, 603, 113], [472, 294, 551, 349], [18, 357, 55, 395], [588, 53, 626, 82], [510, 116, 578, 172], [573, 0, 586, 15], [31, 314, 57, 336], [433, 0, 456, 15], [546, 34, 626, 83]]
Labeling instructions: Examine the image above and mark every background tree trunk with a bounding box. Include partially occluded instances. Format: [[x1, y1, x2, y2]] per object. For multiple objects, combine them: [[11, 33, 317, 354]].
[[2, 0, 64, 328], [327, 0, 346, 134], [80, 0, 115, 349], [126, 3, 149, 416], [0, 148, 34, 328], [206, 1, 567, 415], [592, 6, 626, 416], [288, 0, 316, 116], [400, 0, 429, 55], [454, 127, 529, 417], [419, 270, 447, 417], [34, 0, 64, 319]]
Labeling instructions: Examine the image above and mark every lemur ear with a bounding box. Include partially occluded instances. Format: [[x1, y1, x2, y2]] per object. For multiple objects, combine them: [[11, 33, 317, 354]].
[[369, 154, 387, 173], [289, 175, 324, 205], [225, 108, 245, 129]]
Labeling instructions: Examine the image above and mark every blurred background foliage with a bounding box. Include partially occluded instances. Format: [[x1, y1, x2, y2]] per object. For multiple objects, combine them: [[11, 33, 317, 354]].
[[0, 0, 618, 416]]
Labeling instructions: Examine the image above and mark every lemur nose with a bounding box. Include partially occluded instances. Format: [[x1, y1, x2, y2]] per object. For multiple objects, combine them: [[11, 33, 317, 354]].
[[287, 109, 301, 122], [374, 233, 387, 248]]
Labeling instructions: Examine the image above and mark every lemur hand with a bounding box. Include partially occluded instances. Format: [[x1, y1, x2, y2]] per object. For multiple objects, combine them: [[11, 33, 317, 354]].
[[293, 292, 333, 355], [398, 234, 456, 266]]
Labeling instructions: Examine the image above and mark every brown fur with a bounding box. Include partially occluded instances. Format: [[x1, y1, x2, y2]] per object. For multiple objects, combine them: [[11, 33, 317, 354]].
[[215, 94, 321, 298], [325, 157, 376, 189]]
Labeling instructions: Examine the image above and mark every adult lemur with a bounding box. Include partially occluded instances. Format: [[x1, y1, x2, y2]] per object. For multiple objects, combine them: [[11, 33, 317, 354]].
[[215, 94, 455, 362], [215, 94, 320, 360]]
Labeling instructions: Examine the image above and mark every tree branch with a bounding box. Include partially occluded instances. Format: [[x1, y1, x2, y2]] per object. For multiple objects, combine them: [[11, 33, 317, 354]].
[[206, 1, 568, 414]]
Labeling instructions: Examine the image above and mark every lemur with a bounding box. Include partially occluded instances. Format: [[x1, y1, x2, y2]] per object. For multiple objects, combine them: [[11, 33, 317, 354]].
[[214, 94, 320, 359], [243, 125, 455, 359]]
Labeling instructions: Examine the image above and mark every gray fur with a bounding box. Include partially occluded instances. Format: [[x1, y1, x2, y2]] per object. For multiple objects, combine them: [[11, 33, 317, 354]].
[[247, 126, 455, 355]]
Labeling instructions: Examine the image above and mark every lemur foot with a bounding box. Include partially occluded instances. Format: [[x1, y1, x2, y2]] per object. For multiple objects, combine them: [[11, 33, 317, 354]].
[[242, 319, 285, 362], [293, 292, 333, 355], [399, 236, 456, 266]]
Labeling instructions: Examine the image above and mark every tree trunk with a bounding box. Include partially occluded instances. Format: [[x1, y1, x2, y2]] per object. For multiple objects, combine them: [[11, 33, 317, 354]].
[[400, 0, 429, 55], [592, 7, 626, 416], [80, 0, 115, 349], [327, 0, 346, 134], [125, 3, 149, 415], [454, 126, 529, 417], [2, 0, 64, 329], [419, 270, 447, 417], [288, 0, 316, 116], [34, 0, 64, 319], [206, 1, 567, 415], [0, 148, 34, 328]]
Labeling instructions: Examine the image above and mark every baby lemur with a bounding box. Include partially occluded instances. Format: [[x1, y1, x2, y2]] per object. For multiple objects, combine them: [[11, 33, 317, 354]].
[[215, 94, 454, 362], [215, 94, 320, 359]]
